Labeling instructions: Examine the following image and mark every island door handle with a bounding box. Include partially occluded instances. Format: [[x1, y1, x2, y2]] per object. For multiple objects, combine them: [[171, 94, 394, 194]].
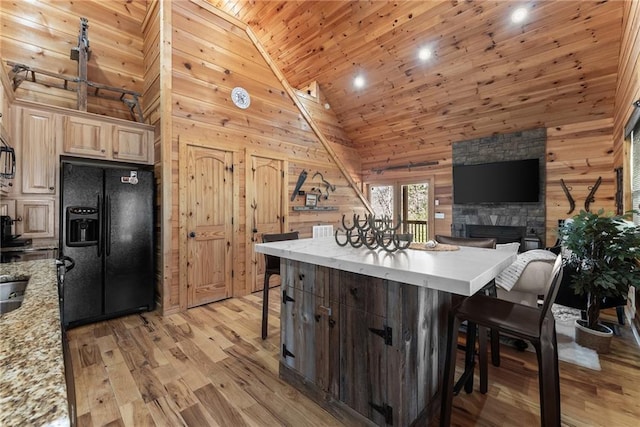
[[189, 231, 196, 238]]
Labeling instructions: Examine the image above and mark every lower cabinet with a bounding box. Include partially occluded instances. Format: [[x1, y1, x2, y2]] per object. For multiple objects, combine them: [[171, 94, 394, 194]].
[[0, 198, 56, 239], [16, 199, 56, 238], [280, 260, 451, 426]]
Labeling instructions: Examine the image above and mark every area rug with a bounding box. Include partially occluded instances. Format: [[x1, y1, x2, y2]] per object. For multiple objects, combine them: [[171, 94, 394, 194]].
[[537, 304, 601, 371]]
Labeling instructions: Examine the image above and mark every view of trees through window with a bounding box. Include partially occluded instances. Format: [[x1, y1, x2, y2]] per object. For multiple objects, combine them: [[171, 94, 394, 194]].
[[404, 183, 429, 222], [370, 185, 394, 218], [369, 182, 430, 242]]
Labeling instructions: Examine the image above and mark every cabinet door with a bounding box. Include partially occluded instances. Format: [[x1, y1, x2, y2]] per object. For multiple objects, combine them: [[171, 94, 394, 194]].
[[112, 125, 151, 163], [16, 199, 55, 238], [21, 109, 56, 194], [62, 115, 109, 158], [0, 198, 16, 218], [0, 78, 5, 128], [281, 261, 332, 387], [341, 304, 389, 425]]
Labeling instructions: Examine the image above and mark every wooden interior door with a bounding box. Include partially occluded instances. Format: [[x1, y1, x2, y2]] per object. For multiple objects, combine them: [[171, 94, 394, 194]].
[[248, 155, 285, 292], [186, 145, 233, 308]]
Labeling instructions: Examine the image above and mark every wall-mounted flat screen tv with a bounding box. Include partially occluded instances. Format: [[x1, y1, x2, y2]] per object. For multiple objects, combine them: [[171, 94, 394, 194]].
[[453, 158, 540, 203]]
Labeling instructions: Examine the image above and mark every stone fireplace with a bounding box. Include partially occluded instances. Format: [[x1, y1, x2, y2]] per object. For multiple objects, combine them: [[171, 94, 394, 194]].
[[451, 128, 546, 246]]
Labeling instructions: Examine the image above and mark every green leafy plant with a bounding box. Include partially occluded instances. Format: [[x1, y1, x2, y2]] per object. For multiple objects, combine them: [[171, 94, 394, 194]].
[[560, 209, 640, 330]]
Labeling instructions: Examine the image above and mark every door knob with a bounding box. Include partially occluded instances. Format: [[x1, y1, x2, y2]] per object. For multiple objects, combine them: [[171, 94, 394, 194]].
[[189, 231, 196, 238]]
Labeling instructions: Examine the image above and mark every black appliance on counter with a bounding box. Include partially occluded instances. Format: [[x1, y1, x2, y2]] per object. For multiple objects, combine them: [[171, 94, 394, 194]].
[[0, 215, 32, 248], [59, 158, 155, 328]]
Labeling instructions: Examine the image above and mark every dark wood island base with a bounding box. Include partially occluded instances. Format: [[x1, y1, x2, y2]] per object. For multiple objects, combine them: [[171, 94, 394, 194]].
[[278, 260, 452, 426]]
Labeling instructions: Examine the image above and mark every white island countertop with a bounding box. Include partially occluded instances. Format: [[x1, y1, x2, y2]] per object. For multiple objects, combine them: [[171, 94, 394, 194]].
[[255, 237, 517, 296]]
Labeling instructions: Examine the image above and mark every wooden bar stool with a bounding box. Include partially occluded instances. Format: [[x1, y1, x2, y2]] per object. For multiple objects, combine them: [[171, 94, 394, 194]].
[[440, 254, 564, 427], [261, 231, 299, 339], [435, 235, 500, 394]]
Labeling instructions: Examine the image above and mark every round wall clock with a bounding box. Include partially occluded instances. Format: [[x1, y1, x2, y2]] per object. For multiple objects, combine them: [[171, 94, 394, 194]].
[[231, 87, 251, 109]]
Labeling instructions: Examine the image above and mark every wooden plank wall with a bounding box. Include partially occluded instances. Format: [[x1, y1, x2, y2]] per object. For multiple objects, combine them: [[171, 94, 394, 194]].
[[161, 0, 367, 312], [141, 1, 166, 311], [613, 0, 640, 210], [294, 84, 363, 189], [545, 119, 616, 244], [0, 0, 147, 120]]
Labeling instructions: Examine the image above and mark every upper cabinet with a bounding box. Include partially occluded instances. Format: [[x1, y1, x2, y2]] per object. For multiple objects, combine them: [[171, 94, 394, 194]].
[[0, 75, 6, 129], [62, 114, 153, 164], [20, 107, 56, 194], [112, 125, 151, 163], [62, 115, 109, 158]]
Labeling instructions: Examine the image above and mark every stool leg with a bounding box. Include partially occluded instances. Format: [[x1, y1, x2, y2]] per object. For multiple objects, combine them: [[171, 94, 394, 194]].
[[490, 329, 501, 367], [478, 325, 488, 394], [485, 282, 501, 367], [261, 273, 270, 340], [453, 321, 477, 395], [536, 317, 561, 427]]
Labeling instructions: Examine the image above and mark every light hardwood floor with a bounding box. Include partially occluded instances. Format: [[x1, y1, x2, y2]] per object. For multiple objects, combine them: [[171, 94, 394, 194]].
[[67, 288, 640, 426]]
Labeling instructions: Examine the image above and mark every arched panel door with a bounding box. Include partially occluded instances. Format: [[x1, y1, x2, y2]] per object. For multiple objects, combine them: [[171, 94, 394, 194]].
[[248, 155, 285, 292], [186, 145, 233, 307]]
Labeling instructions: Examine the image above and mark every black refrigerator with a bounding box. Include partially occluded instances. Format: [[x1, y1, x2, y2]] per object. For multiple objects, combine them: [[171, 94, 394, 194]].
[[60, 158, 155, 328]]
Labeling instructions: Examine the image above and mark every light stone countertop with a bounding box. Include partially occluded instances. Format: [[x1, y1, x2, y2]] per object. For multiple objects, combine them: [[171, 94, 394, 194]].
[[0, 259, 70, 427], [255, 237, 517, 296]]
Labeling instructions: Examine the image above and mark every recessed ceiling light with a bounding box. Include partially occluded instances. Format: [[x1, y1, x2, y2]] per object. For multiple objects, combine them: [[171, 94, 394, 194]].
[[418, 48, 432, 61], [511, 7, 528, 24], [354, 75, 365, 88]]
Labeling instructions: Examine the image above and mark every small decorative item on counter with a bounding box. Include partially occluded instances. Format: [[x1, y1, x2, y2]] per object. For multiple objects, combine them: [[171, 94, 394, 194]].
[[425, 240, 438, 248], [334, 214, 412, 252]]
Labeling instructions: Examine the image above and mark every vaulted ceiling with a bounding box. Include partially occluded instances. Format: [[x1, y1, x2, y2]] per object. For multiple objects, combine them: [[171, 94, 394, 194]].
[[213, 0, 623, 169], [0, 1, 625, 171]]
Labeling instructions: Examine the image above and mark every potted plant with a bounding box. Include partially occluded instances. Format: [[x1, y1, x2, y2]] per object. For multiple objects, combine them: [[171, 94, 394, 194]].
[[559, 209, 640, 353]]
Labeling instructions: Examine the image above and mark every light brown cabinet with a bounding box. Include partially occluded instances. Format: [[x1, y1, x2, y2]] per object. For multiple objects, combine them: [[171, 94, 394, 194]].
[[0, 198, 56, 239], [20, 108, 56, 194], [0, 198, 16, 219], [15, 199, 55, 238], [62, 115, 153, 164], [0, 64, 15, 196], [6, 101, 153, 245], [112, 125, 151, 163], [62, 115, 109, 159], [0, 76, 6, 129]]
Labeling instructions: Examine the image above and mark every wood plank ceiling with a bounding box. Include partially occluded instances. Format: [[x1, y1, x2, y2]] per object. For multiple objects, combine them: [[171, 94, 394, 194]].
[[212, 0, 624, 171], [1, 1, 624, 172]]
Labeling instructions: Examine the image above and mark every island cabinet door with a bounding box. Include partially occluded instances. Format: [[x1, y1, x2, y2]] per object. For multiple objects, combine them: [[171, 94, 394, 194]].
[[339, 271, 392, 425], [281, 261, 332, 386], [340, 304, 389, 425]]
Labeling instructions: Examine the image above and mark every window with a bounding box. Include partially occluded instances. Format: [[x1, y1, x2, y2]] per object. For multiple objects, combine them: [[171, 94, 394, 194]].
[[366, 177, 434, 243], [632, 127, 640, 225]]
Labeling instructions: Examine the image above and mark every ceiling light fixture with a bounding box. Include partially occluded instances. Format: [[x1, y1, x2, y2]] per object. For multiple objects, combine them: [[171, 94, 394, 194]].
[[511, 7, 528, 24], [418, 47, 432, 61], [354, 75, 365, 89]]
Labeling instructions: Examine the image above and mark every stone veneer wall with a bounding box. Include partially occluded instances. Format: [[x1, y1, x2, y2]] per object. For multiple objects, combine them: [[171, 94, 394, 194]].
[[451, 128, 546, 246]]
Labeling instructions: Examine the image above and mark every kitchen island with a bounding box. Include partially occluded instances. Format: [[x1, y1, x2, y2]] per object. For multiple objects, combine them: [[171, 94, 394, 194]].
[[0, 259, 71, 427], [255, 237, 516, 426]]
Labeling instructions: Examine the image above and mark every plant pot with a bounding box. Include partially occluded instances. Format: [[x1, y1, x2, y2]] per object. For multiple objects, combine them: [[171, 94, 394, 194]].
[[574, 319, 613, 354]]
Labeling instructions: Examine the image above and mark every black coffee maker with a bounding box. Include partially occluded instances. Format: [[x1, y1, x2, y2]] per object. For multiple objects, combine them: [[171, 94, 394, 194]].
[[0, 215, 31, 247]]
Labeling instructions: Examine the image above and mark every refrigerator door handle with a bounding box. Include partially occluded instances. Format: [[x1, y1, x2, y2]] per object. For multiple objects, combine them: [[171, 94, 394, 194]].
[[106, 195, 112, 256], [97, 195, 103, 257]]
